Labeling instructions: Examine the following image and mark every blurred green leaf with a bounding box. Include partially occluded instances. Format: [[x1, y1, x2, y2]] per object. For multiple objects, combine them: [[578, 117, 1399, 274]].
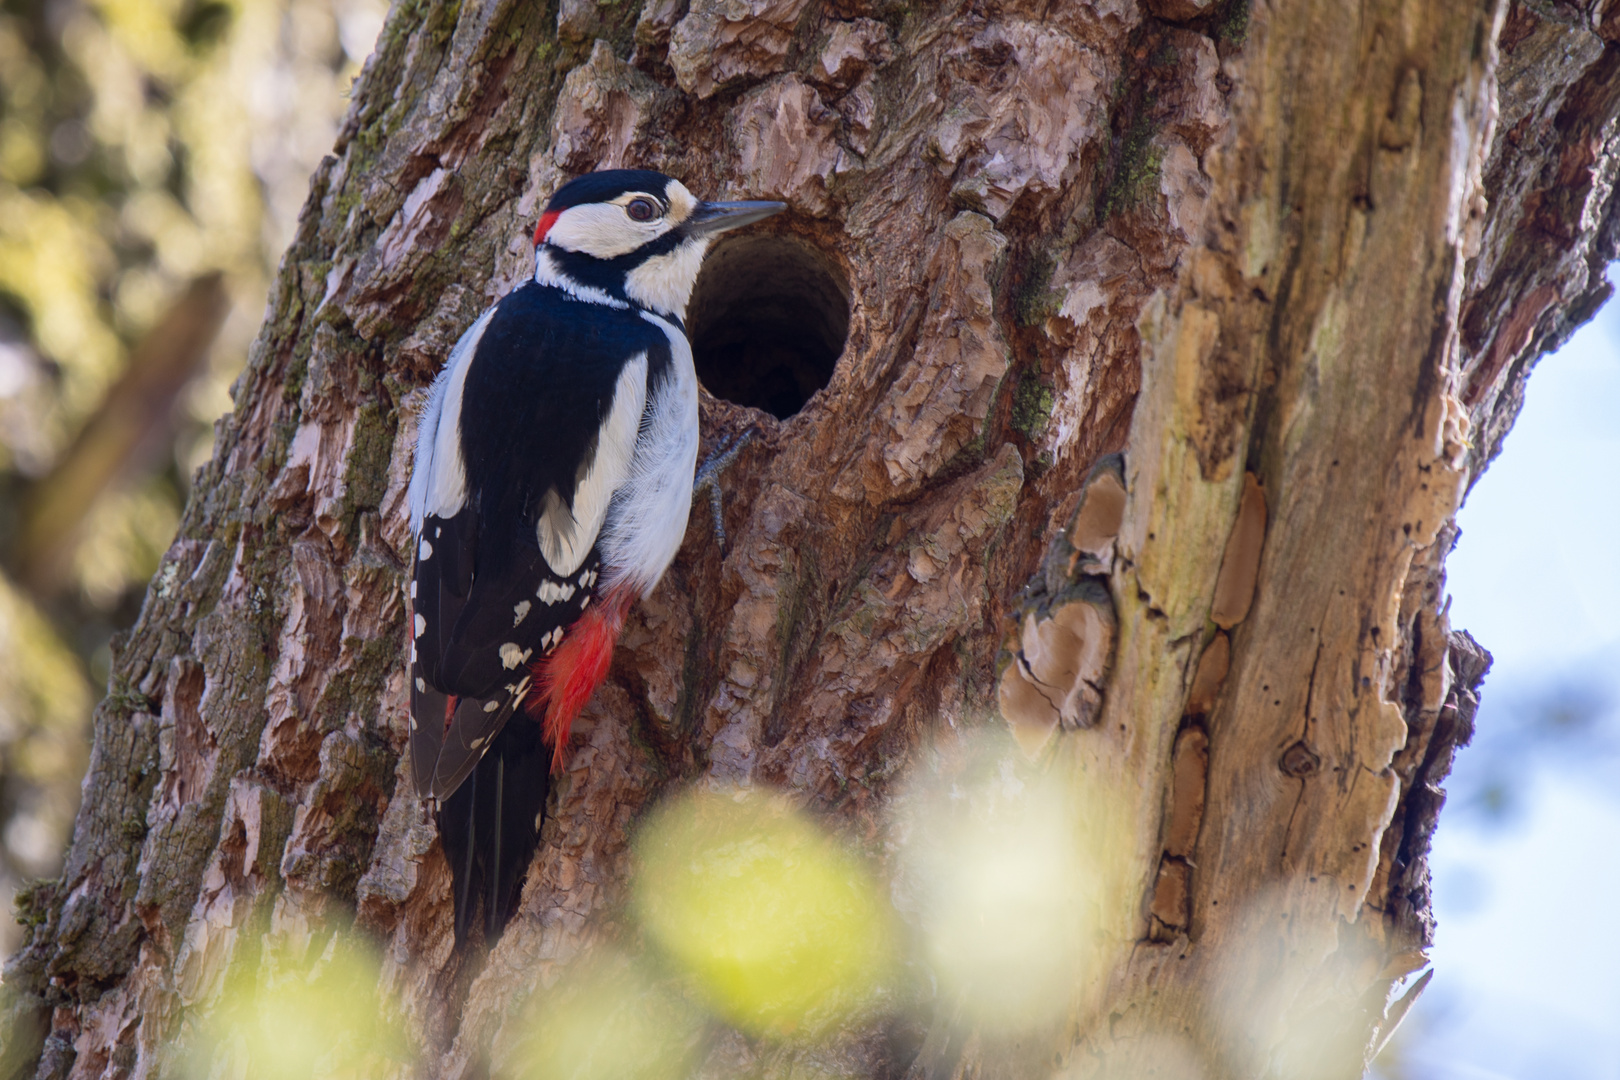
[[633, 788, 895, 1040]]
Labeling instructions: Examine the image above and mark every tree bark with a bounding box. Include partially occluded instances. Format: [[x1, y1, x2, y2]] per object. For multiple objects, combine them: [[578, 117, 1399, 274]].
[[6, 0, 1619, 1078]]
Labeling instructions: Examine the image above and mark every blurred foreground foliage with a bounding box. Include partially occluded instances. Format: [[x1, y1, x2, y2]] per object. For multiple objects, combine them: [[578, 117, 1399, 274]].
[[183, 755, 1135, 1079], [0, 0, 383, 951], [184, 931, 407, 1080], [631, 788, 896, 1040]]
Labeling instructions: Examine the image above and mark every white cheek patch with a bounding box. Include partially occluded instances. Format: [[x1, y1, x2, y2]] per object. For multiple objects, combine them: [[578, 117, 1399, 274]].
[[625, 237, 711, 318], [548, 203, 671, 259]]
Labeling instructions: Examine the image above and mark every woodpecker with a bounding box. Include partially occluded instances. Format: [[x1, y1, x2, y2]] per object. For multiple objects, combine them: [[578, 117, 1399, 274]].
[[405, 170, 784, 946]]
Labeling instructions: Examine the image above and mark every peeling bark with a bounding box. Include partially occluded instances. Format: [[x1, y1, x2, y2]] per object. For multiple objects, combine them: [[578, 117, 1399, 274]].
[[4, 0, 1617, 1078]]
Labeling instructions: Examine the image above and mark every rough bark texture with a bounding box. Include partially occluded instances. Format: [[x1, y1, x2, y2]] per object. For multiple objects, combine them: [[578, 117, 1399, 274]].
[[5, 0, 1619, 1077]]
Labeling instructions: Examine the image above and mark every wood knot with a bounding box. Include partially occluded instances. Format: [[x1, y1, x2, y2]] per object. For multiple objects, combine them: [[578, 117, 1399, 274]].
[[1279, 740, 1320, 778]]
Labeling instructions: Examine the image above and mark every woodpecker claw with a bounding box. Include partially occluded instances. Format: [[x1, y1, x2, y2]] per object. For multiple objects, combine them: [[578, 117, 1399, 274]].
[[693, 429, 755, 552]]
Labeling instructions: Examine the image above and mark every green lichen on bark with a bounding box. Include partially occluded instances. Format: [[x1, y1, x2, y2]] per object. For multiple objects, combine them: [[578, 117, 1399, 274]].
[[1015, 251, 1063, 327], [1010, 376, 1055, 440], [9, 880, 58, 930], [339, 402, 398, 533], [1216, 0, 1250, 44], [1102, 106, 1165, 219]]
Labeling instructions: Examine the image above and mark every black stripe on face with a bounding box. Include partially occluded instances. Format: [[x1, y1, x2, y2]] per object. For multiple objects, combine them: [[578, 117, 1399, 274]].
[[544, 229, 690, 307]]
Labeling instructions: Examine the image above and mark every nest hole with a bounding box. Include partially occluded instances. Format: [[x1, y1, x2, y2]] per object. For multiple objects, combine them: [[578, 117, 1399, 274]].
[[687, 235, 850, 419]]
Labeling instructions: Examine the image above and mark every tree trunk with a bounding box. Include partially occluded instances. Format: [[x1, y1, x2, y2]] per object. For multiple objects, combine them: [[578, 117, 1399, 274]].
[[6, 0, 1618, 1077]]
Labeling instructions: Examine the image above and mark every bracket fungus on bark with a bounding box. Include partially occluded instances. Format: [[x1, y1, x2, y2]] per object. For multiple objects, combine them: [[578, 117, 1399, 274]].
[[1184, 630, 1230, 720], [998, 458, 1124, 757], [1209, 471, 1266, 630]]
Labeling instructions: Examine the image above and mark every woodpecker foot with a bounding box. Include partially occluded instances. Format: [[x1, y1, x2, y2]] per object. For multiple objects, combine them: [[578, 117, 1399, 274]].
[[693, 429, 755, 551]]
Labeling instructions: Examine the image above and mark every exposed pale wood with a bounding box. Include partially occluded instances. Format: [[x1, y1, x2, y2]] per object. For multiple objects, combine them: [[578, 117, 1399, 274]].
[[4, 1, 1618, 1078]]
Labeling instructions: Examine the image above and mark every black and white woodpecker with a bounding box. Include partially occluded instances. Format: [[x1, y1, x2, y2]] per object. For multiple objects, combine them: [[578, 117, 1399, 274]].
[[405, 169, 784, 945]]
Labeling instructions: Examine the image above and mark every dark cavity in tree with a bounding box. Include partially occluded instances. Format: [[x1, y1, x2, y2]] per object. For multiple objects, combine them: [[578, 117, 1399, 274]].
[[687, 235, 849, 419]]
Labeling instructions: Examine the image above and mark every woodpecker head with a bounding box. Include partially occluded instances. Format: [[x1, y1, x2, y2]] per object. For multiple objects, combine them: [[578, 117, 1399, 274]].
[[533, 169, 785, 319]]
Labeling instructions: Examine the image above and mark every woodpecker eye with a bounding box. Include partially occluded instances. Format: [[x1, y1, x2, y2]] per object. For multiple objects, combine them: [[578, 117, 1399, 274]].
[[626, 197, 660, 222]]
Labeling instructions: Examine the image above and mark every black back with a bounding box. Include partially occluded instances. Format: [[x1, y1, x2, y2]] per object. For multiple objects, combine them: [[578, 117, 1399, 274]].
[[457, 280, 675, 582], [410, 277, 679, 951]]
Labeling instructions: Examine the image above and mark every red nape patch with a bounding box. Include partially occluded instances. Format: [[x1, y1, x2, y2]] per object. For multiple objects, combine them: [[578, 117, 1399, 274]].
[[533, 210, 561, 245], [526, 584, 636, 772]]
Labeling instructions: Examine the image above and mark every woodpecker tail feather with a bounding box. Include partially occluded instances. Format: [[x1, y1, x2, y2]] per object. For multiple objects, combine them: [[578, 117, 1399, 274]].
[[436, 716, 549, 949], [527, 584, 635, 772], [438, 583, 633, 949]]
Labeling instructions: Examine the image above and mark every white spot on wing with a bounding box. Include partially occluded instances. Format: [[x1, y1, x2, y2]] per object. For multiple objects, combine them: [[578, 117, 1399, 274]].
[[410, 581, 417, 598], [483, 700, 499, 713], [414, 613, 425, 638], [499, 642, 532, 669], [419, 538, 433, 560], [415, 677, 425, 692], [513, 600, 531, 626]]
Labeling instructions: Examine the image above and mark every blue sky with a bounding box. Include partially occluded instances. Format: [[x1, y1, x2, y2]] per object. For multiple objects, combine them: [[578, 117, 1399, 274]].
[[1378, 288, 1620, 1078]]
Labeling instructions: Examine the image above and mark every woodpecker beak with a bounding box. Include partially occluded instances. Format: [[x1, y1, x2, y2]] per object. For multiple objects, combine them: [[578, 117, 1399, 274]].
[[683, 200, 787, 237]]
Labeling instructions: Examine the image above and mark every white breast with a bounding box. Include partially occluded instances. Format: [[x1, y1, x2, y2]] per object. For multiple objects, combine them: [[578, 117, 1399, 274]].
[[600, 311, 701, 597]]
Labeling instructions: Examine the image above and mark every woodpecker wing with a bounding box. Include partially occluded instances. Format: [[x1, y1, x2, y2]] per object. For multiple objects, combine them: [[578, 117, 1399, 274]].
[[410, 536, 599, 800], [406, 281, 675, 800]]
